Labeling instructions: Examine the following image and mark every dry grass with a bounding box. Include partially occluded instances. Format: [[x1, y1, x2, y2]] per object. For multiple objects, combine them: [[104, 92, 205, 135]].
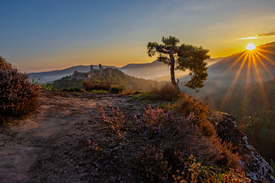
[[151, 83, 181, 101]]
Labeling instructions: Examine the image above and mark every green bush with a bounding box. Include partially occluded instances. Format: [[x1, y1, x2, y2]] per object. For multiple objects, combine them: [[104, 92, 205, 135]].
[[31, 79, 53, 91], [83, 80, 111, 91], [0, 56, 40, 123], [110, 86, 123, 93]]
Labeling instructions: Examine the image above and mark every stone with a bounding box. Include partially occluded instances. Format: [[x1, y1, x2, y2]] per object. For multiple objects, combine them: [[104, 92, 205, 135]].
[[213, 112, 274, 182]]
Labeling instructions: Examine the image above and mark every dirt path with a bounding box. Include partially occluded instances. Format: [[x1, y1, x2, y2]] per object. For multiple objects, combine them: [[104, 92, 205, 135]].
[[0, 91, 148, 183]]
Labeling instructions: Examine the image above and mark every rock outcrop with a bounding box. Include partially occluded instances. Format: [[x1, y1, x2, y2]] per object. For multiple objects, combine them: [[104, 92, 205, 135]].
[[213, 113, 275, 182]]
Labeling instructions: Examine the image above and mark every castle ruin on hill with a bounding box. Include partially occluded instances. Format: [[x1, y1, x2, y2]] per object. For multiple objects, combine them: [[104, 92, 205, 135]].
[[72, 64, 112, 80]]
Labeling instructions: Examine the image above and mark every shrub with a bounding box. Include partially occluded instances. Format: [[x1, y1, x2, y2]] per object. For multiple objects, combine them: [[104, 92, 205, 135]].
[[173, 156, 250, 183], [151, 83, 181, 101], [83, 80, 111, 91], [134, 105, 240, 181], [176, 94, 215, 137], [0, 56, 40, 123], [135, 145, 171, 182], [110, 86, 123, 94], [95, 94, 241, 182], [31, 79, 53, 91], [98, 107, 125, 139], [68, 87, 75, 92], [89, 89, 108, 93]]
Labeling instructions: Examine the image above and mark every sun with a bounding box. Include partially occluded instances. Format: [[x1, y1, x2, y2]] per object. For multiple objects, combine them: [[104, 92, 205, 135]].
[[246, 43, 256, 51]]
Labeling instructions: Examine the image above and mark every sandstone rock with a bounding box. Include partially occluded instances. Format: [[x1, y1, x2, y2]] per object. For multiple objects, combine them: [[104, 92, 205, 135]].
[[213, 112, 274, 182]]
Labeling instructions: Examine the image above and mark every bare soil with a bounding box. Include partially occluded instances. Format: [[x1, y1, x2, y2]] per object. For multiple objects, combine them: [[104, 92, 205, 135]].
[[0, 91, 152, 183]]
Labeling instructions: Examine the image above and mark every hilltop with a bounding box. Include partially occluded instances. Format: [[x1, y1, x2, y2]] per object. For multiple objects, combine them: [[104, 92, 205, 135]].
[[0, 90, 274, 182], [51, 67, 165, 92]]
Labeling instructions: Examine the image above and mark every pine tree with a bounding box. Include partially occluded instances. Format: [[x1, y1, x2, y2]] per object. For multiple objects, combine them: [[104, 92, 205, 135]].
[[147, 36, 210, 91]]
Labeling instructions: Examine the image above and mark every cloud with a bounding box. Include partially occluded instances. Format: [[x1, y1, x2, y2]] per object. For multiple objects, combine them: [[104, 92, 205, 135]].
[[239, 31, 275, 40], [239, 36, 258, 40], [257, 31, 275, 37]]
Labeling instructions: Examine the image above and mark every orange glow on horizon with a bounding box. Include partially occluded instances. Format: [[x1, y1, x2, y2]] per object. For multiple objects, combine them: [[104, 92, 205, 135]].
[[220, 44, 274, 112]]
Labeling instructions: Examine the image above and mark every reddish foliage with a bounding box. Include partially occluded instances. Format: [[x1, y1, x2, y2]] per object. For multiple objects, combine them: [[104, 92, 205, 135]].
[[0, 56, 40, 123]]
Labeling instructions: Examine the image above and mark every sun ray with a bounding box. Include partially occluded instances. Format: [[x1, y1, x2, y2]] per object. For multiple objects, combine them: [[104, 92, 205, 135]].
[[246, 52, 251, 84], [217, 41, 275, 113], [253, 52, 274, 79], [251, 53, 270, 110], [220, 55, 248, 111], [254, 50, 275, 66], [256, 48, 275, 55], [221, 51, 247, 76]]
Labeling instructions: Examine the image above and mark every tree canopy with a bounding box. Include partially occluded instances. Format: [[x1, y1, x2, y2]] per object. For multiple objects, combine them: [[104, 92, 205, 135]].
[[147, 36, 210, 90]]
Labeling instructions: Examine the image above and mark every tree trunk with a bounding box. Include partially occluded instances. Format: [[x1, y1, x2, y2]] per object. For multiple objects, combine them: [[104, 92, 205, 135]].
[[169, 51, 179, 90]]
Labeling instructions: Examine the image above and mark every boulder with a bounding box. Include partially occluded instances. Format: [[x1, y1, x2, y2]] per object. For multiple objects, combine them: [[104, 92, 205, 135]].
[[213, 112, 274, 182]]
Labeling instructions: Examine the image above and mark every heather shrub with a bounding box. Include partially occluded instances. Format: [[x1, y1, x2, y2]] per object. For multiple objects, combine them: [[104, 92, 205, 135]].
[[83, 80, 111, 91], [95, 95, 241, 182], [0, 56, 40, 123], [151, 83, 181, 101], [98, 107, 125, 139], [0, 56, 12, 70], [176, 94, 215, 137], [134, 145, 171, 182], [210, 136, 240, 168], [222, 169, 251, 183], [173, 156, 250, 183], [177, 94, 210, 121], [134, 105, 240, 181]]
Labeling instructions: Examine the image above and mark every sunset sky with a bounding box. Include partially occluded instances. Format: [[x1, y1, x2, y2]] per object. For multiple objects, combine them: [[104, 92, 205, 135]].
[[1, 0, 275, 72]]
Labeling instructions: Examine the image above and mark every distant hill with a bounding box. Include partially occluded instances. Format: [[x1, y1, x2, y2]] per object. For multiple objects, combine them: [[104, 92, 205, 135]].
[[28, 57, 223, 83], [206, 42, 275, 85], [28, 65, 118, 83], [121, 57, 224, 81], [52, 68, 165, 92]]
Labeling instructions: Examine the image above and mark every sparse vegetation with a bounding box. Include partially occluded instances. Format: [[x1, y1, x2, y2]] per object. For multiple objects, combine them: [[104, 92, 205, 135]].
[[151, 83, 181, 101], [31, 78, 53, 91]]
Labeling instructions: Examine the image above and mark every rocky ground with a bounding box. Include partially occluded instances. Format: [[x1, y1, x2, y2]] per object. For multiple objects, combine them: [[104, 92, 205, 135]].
[[1, 91, 274, 183], [0, 91, 151, 182]]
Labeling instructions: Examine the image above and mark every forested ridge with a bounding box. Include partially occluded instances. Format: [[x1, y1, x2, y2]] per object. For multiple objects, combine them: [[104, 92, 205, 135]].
[[52, 69, 166, 92]]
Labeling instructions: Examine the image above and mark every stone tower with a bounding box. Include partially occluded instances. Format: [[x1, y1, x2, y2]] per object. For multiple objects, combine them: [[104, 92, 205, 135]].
[[99, 64, 102, 77]]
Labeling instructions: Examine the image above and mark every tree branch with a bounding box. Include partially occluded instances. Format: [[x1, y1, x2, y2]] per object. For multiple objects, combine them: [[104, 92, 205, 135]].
[[155, 46, 170, 54]]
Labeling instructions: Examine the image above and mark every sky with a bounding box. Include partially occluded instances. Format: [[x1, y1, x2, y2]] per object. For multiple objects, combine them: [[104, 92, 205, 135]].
[[0, 0, 275, 73]]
